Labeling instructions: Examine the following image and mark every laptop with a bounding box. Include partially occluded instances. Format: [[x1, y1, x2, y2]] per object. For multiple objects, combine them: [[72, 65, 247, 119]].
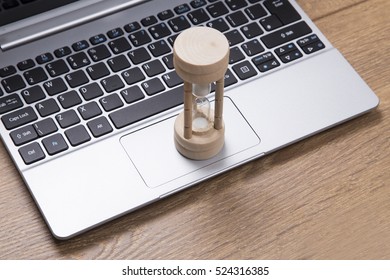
[[0, 0, 379, 239]]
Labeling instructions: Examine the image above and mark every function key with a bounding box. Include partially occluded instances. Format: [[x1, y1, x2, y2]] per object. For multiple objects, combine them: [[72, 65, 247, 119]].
[[174, 4, 191, 14], [141, 16, 157, 27], [72, 40, 89, 52], [42, 133, 68, 155], [89, 34, 107, 45], [124, 21, 141, 33], [36, 53, 54, 64], [54, 46, 72, 58], [107, 27, 124, 39], [226, 0, 248, 10], [17, 59, 35, 71], [0, 65, 16, 78], [190, 0, 207, 8], [158, 9, 174, 20]]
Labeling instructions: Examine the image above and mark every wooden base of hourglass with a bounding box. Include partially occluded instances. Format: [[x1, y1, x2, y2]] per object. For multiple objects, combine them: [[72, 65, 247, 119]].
[[174, 110, 225, 160]]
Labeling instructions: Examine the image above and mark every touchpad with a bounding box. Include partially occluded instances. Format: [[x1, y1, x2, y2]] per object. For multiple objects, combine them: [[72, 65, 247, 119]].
[[120, 97, 260, 188]]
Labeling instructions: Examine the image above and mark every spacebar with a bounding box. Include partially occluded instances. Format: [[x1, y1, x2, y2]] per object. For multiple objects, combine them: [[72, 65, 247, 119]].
[[109, 86, 184, 129]]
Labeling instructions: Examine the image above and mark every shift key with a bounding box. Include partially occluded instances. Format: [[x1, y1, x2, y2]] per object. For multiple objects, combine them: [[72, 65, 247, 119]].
[[1, 107, 38, 130]]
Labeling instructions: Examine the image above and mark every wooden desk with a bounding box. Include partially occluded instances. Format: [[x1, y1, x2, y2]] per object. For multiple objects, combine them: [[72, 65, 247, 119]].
[[0, 0, 389, 259]]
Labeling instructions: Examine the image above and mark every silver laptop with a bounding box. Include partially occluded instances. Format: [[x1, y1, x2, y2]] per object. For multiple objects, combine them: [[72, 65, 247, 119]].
[[0, 0, 379, 239]]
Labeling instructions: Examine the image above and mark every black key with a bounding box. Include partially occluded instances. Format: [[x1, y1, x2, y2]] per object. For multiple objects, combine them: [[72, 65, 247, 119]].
[[0, 88, 3, 97], [129, 30, 152, 47], [141, 78, 165, 96], [162, 71, 183, 88], [207, 18, 230, 32], [35, 98, 60, 117], [206, 2, 229, 18], [100, 93, 124, 112], [226, 0, 248, 10], [142, 60, 166, 77], [226, 11, 248, 27], [42, 133, 68, 155], [67, 52, 91, 69], [65, 70, 89, 88], [1, 106, 38, 130], [43, 78, 68, 96], [88, 44, 111, 62], [101, 75, 124, 92], [33, 118, 58, 137], [241, 39, 265, 56], [245, 4, 267, 20], [0, 94, 23, 114], [124, 21, 141, 33], [148, 22, 172, 40], [107, 27, 124, 39], [18, 142, 45, 164], [87, 116, 113, 138], [46, 59, 70, 77], [10, 124, 38, 146], [77, 101, 102, 120], [162, 54, 174, 69], [17, 59, 35, 71], [275, 42, 297, 56], [107, 55, 130, 72], [252, 51, 277, 65], [264, 0, 301, 25], [260, 15, 282, 31], [232, 61, 257, 80], [157, 9, 174, 20], [108, 37, 132, 54], [224, 30, 245, 46], [229, 47, 245, 64], [261, 21, 312, 49], [58, 90, 82, 109], [255, 59, 280, 73], [1, 74, 26, 93], [141, 15, 157, 27], [122, 67, 145, 85], [36, 53, 54, 64], [167, 34, 180, 46], [21, 86, 46, 104], [79, 82, 104, 101], [54, 47, 72, 58], [241, 22, 263, 39], [188, 8, 210, 25], [297, 34, 321, 47], [120, 86, 145, 104], [190, 0, 207, 8], [174, 4, 190, 14], [128, 47, 151, 64], [0, 65, 16, 78], [89, 34, 107, 45], [24, 67, 48, 85], [300, 40, 325, 54], [211, 68, 238, 92], [55, 109, 80, 128], [148, 40, 171, 57], [109, 85, 183, 129], [72, 40, 89, 51], [168, 16, 191, 32], [279, 49, 302, 63], [65, 125, 91, 147], [3, 0, 19, 9], [86, 62, 110, 80]]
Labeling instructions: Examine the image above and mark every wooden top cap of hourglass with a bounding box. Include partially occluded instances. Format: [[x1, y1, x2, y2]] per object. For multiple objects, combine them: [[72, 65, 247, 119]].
[[173, 26, 229, 84]]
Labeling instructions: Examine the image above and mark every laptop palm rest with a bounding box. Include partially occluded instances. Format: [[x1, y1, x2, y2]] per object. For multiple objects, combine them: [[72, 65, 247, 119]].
[[120, 97, 260, 188]]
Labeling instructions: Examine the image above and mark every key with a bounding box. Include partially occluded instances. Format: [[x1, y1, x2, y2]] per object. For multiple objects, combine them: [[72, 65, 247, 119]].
[[88, 45, 111, 62], [232, 61, 258, 80], [55, 109, 80, 128], [54, 46, 72, 58], [10, 124, 38, 146], [1, 74, 26, 93], [128, 47, 151, 64], [17, 59, 35, 71], [109, 85, 183, 129], [65, 70, 89, 88], [190, 0, 207, 8], [157, 9, 174, 20], [279, 49, 302, 63], [58, 90, 82, 109], [107, 55, 130, 72], [206, 2, 229, 18], [46, 59, 70, 77], [107, 27, 124, 39], [162, 54, 174, 69], [226, 0, 248, 10], [229, 47, 245, 64], [33, 118, 58, 137], [260, 15, 282, 31], [124, 21, 141, 33], [108, 37, 131, 54], [121, 67, 145, 85], [149, 23, 172, 40], [148, 40, 171, 57], [120, 86, 145, 104], [142, 60, 166, 77], [1, 106, 38, 130], [86, 62, 110, 80], [0, 94, 23, 114], [79, 83, 104, 101], [67, 52, 91, 69], [89, 34, 107, 45], [174, 4, 190, 14], [72, 40, 89, 51], [188, 8, 210, 25], [24, 67, 48, 85], [65, 125, 91, 147], [100, 93, 124, 112], [226, 11, 249, 27], [264, 0, 301, 25], [129, 30, 151, 47], [245, 4, 267, 20], [241, 22, 263, 39], [21, 86, 46, 104], [168, 16, 190, 32], [35, 99, 60, 117], [87, 116, 113, 138], [43, 78, 68, 96], [101, 75, 124, 93], [207, 18, 230, 32], [224, 30, 245, 46], [141, 78, 165, 96], [0, 65, 16, 78], [141, 15, 157, 27], [261, 21, 312, 49], [42, 133, 68, 155], [241, 39, 264, 56], [77, 101, 102, 120], [36, 53, 54, 64], [162, 71, 183, 88], [18, 142, 45, 165]]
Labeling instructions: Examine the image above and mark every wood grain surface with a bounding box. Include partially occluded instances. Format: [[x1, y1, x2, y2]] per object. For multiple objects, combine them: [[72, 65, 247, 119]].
[[0, 0, 389, 259]]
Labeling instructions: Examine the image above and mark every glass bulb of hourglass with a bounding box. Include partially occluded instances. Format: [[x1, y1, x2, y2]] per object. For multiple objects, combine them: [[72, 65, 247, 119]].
[[192, 83, 211, 131]]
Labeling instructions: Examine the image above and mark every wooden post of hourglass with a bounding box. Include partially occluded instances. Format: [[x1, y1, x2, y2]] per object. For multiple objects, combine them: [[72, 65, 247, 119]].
[[173, 26, 229, 160]]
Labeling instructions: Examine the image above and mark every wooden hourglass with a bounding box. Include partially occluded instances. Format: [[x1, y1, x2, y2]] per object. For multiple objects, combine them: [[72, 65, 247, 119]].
[[173, 26, 229, 160]]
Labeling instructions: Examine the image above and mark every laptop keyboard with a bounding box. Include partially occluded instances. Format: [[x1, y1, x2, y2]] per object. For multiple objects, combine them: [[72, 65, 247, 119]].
[[0, 0, 326, 165]]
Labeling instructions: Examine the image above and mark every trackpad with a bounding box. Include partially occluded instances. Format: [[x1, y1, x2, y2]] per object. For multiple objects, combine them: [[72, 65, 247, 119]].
[[120, 97, 260, 188]]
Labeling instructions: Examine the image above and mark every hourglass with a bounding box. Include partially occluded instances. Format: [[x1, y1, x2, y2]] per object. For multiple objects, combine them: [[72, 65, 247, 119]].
[[173, 26, 229, 160]]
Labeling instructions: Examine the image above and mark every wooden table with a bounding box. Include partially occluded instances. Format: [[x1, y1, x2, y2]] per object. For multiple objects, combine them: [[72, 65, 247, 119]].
[[1, 0, 389, 259]]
